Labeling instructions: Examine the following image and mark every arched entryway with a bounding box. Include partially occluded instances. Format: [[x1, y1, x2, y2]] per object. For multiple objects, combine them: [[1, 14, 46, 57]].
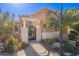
[[28, 26, 36, 41], [20, 17, 41, 44]]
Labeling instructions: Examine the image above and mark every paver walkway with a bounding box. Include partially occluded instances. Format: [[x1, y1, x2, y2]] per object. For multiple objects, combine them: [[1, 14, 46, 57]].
[[16, 41, 59, 56]]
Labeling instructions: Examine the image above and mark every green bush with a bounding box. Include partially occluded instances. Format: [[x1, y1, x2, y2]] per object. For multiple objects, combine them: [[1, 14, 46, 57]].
[[75, 41, 79, 48], [4, 40, 14, 53], [22, 42, 27, 49], [4, 35, 26, 53], [44, 37, 56, 46], [68, 24, 79, 52], [68, 23, 79, 41], [68, 30, 78, 40], [62, 41, 77, 53]]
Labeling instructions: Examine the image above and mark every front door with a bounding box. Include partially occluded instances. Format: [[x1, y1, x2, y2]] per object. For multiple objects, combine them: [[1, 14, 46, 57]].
[[28, 26, 36, 41]]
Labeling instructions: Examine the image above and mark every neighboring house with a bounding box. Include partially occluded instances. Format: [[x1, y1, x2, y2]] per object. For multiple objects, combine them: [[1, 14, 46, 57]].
[[15, 8, 60, 44]]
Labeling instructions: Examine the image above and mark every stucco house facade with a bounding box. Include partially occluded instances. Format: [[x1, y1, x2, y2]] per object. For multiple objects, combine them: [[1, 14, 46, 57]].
[[15, 8, 60, 44]]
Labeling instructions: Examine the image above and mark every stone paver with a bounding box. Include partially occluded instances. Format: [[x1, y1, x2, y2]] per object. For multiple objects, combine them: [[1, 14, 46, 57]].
[[30, 42, 48, 55], [16, 41, 60, 56], [16, 50, 26, 56]]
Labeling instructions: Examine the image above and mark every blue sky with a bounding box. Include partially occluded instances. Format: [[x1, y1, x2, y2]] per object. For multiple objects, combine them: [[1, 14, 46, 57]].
[[62, 3, 79, 11], [0, 3, 79, 20], [0, 3, 60, 20]]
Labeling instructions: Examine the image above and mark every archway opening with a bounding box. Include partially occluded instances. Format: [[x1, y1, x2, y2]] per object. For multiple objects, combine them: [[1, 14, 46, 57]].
[[28, 26, 36, 41]]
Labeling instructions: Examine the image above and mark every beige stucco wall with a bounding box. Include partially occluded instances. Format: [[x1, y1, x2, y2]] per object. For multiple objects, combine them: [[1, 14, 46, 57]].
[[20, 18, 28, 44], [36, 22, 41, 41], [42, 31, 59, 39], [21, 27, 28, 44]]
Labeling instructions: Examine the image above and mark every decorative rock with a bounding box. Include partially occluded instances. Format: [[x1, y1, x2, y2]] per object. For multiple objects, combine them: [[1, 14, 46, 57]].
[[51, 42, 60, 50], [68, 40, 76, 46], [63, 52, 72, 56]]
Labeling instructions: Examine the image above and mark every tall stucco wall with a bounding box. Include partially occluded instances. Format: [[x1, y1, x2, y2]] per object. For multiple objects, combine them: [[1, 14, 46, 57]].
[[21, 27, 28, 44], [36, 21, 42, 41], [42, 31, 59, 39], [20, 18, 29, 44], [36, 26, 41, 41]]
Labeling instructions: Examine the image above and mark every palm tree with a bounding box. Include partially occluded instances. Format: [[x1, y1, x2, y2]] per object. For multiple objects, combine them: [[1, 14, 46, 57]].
[[62, 8, 79, 40]]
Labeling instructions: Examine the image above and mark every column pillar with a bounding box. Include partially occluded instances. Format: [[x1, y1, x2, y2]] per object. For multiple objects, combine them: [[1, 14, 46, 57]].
[[21, 21, 28, 44], [36, 21, 41, 41]]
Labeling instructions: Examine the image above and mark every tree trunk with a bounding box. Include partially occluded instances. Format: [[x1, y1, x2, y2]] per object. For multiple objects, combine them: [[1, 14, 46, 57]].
[[62, 27, 69, 40]]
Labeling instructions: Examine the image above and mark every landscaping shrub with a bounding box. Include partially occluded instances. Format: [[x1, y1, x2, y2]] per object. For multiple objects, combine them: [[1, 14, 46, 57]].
[[75, 41, 79, 49], [68, 24, 79, 41], [22, 42, 27, 49], [44, 37, 56, 46], [4, 40, 14, 53], [67, 24, 79, 52], [62, 41, 77, 53], [4, 35, 25, 53], [68, 30, 78, 41]]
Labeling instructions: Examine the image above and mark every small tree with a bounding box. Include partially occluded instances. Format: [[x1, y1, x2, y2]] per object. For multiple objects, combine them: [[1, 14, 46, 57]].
[[0, 9, 15, 35]]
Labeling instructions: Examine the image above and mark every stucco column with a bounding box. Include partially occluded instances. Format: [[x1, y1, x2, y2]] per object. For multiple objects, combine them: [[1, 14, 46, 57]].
[[21, 21, 28, 44], [36, 22, 41, 41]]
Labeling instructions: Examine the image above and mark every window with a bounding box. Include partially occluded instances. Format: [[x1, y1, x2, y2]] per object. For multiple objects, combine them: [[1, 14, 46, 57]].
[[15, 25, 18, 32]]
